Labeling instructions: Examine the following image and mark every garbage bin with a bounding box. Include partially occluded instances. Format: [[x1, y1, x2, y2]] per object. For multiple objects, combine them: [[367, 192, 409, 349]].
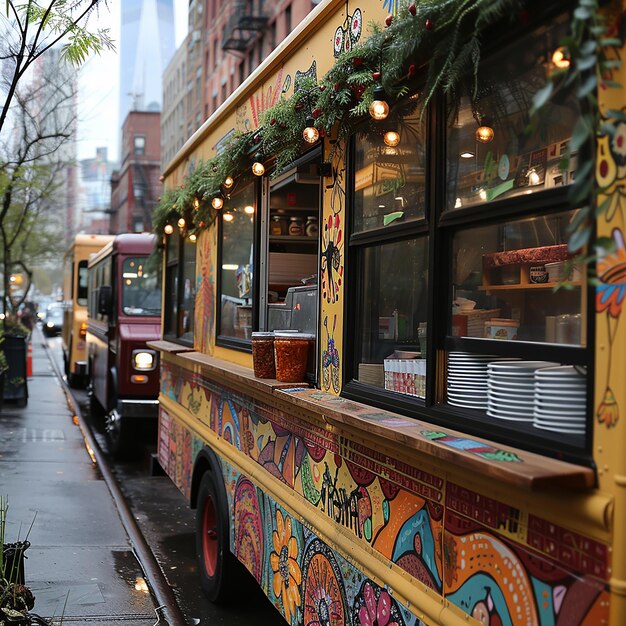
[[3, 334, 28, 406]]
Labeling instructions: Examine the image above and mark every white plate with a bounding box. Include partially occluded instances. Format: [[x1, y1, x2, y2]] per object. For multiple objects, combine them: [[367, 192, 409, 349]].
[[535, 397, 587, 406], [533, 423, 585, 435], [488, 391, 534, 402], [487, 410, 533, 422], [448, 400, 488, 409], [535, 365, 586, 377], [488, 403, 535, 417], [447, 388, 488, 397], [534, 400, 586, 410], [533, 417, 586, 426], [535, 384, 586, 393], [487, 379, 535, 388], [488, 361, 559, 372], [448, 389, 487, 403], [534, 409, 586, 419], [448, 377, 489, 385]]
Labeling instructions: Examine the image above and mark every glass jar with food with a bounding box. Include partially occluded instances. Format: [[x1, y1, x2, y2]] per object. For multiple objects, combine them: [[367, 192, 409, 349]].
[[274, 331, 313, 382], [270, 215, 287, 235], [251, 332, 276, 378], [288, 216, 304, 236], [305, 216, 318, 238]]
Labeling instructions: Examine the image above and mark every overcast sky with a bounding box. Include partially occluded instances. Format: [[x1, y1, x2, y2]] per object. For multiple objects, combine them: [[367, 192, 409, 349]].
[[76, 0, 188, 162]]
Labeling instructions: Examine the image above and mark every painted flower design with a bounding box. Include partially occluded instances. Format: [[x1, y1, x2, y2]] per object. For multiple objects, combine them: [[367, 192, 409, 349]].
[[612, 122, 626, 166], [358, 583, 398, 626], [270, 509, 302, 623], [597, 387, 619, 428], [597, 228, 626, 318]]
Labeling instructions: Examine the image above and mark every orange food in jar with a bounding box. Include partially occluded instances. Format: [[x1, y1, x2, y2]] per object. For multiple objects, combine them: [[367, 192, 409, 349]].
[[274, 332, 313, 382], [252, 332, 276, 378]]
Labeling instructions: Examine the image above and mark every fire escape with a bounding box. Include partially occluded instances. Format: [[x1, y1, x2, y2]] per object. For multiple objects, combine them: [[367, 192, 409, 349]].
[[222, 0, 268, 53]]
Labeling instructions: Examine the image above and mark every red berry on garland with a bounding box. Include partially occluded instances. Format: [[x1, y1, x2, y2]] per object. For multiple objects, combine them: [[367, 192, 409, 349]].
[[319, 129, 326, 138], [408, 3, 416, 15], [385, 14, 393, 27], [334, 82, 341, 92], [270, 118, 276, 125], [353, 57, 363, 68], [180, 184, 184, 189], [254, 134, 261, 143], [408, 64, 416, 76], [372, 72, 381, 81], [312, 108, 322, 119], [199, 221, 205, 228], [425, 18, 433, 30], [319, 84, 326, 92]]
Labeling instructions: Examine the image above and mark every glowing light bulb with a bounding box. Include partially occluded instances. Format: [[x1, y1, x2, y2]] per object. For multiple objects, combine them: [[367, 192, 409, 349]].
[[212, 196, 224, 209], [383, 130, 400, 147], [244, 205, 255, 215], [475, 124, 494, 143], [223, 212, 234, 222], [303, 124, 320, 144], [552, 46, 570, 69], [193, 197, 200, 209], [177, 217, 186, 228], [223, 176, 234, 188], [369, 85, 389, 121], [189, 233, 197, 242], [164, 224, 174, 235], [252, 161, 265, 176]]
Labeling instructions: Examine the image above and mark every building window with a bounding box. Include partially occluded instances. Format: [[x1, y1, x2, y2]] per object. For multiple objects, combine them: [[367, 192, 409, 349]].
[[134, 135, 146, 156], [164, 232, 196, 343], [218, 182, 256, 345], [285, 4, 291, 33]]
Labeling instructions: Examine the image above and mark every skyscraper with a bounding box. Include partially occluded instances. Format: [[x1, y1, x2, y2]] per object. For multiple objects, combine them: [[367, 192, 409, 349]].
[[119, 0, 175, 127]]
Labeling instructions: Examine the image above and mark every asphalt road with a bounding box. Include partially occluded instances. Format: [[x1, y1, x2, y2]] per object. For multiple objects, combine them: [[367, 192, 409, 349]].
[[44, 333, 282, 626]]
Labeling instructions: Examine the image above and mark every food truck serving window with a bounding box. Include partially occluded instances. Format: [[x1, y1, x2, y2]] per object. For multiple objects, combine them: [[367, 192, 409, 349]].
[[345, 9, 592, 463], [218, 182, 255, 344]]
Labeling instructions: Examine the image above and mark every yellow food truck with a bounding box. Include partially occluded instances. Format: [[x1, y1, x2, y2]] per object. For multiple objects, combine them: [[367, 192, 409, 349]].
[[150, 0, 626, 623], [62, 234, 114, 387]]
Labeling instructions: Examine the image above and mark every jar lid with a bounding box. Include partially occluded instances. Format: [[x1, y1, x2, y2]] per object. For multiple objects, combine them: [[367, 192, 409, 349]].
[[274, 331, 315, 340], [290, 216, 303, 221], [306, 216, 318, 220], [251, 331, 275, 337]]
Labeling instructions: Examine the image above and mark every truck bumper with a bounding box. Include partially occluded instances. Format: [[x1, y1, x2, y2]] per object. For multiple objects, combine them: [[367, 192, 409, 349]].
[[117, 399, 159, 421]]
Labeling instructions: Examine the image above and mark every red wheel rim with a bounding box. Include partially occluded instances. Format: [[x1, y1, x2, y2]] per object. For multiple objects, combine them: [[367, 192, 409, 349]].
[[202, 493, 218, 576]]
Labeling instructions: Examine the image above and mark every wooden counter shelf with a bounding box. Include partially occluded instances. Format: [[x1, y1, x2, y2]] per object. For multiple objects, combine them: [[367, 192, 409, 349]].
[[150, 342, 595, 493], [147, 339, 195, 353]]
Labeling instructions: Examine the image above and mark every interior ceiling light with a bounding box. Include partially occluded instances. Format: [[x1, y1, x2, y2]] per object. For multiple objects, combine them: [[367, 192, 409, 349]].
[[551, 46, 570, 69], [244, 205, 255, 214], [460, 151, 475, 159], [383, 130, 400, 147], [475, 122, 494, 143]]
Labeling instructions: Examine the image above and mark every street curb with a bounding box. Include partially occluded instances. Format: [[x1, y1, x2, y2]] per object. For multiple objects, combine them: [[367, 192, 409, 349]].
[[39, 330, 188, 626]]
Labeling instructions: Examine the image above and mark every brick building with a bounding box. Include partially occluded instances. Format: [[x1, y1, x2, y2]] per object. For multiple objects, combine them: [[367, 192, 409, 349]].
[[161, 0, 318, 167], [110, 111, 162, 233]]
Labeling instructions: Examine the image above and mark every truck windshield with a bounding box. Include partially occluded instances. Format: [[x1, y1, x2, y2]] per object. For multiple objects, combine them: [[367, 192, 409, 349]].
[[121, 256, 162, 316]]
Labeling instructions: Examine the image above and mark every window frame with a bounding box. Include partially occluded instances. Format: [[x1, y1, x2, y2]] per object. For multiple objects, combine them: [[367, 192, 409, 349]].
[[215, 179, 260, 353], [163, 231, 196, 346], [341, 6, 595, 466]]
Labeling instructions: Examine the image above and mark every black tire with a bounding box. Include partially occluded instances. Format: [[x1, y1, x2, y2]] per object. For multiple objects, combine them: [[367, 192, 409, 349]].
[[195, 471, 235, 603], [104, 410, 135, 458], [88, 389, 104, 418], [67, 372, 81, 388]]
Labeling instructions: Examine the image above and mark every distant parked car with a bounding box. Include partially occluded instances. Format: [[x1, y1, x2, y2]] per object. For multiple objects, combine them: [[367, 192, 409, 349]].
[[43, 305, 63, 337]]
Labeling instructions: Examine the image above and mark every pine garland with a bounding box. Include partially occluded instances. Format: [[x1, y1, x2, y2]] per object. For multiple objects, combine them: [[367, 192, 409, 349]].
[[153, 0, 619, 240]]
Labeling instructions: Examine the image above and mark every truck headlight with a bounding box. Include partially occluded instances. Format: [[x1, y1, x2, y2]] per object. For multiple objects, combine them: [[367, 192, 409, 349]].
[[132, 350, 156, 371]]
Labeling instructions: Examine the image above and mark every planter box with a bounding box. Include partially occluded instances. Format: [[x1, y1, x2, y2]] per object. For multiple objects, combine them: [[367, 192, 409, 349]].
[[3, 334, 28, 406]]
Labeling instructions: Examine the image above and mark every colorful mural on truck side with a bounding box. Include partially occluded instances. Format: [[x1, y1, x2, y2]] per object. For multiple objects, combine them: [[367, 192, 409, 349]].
[[159, 362, 609, 625]]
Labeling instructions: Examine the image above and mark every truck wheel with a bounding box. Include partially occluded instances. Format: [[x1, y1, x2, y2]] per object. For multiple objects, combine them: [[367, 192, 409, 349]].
[[88, 388, 104, 419], [195, 471, 235, 603], [104, 409, 133, 458]]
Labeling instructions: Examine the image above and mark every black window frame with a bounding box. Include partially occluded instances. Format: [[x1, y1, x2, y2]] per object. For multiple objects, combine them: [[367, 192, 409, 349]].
[[342, 4, 595, 467], [163, 230, 196, 346], [215, 178, 261, 353]]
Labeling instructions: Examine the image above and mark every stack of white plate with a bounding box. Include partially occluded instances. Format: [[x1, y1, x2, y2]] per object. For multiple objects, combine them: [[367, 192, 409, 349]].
[[487, 361, 558, 421], [533, 366, 587, 435], [447, 353, 514, 410]]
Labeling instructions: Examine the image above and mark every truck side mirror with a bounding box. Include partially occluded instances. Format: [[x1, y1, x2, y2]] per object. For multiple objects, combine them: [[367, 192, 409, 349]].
[[98, 285, 113, 316]]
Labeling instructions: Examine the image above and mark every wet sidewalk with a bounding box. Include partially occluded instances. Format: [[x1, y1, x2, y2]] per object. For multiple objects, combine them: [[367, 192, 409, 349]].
[[0, 328, 158, 625]]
